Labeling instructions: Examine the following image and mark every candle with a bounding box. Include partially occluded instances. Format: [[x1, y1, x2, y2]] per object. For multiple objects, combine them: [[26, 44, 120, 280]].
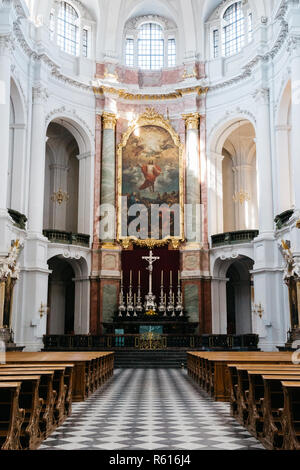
[[121, 270, 123, 284], [134, 293, 136, 305], [170, 271, 172, 285], [178, 270, 180, 283], [161, 270, 163, 285], [138, 271, 141, 286], [130, 270, 132, 284]]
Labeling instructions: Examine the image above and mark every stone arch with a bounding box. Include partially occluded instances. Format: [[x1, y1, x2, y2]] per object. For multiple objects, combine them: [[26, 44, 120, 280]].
[[44, 113, 94, 235], [211, 254, 254, 335], [7, 78, 27, 214], [208, 114, 258, 236], [47, 255, 90, 335]]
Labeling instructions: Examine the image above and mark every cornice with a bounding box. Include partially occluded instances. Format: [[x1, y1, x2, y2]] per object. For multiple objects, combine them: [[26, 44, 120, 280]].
[[93, 85, 208, 101]]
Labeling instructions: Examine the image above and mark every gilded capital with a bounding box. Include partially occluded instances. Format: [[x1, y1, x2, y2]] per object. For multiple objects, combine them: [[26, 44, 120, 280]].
[[182, 113, 199, 130], [102, 112, 117, 130]]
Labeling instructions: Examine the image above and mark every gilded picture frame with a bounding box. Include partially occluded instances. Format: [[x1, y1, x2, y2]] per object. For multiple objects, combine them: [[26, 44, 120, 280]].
[[117, 108, 184, 249]]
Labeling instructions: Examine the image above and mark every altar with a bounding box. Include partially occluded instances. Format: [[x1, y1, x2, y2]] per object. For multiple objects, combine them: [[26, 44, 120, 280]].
[[102, 249, 198, 336]]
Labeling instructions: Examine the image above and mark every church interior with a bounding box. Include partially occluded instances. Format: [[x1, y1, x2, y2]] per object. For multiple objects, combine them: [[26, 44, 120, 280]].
[[0, 0, 300, 452]]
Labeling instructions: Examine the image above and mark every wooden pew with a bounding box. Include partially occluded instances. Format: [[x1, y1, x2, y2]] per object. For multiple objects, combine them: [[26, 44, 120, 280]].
[[0, 383, 24, 450], [5, 352, 114, 402], [187, 352, 294, 401], [227, 364, 300, 424], [227, 366, 300, 449], [281, 381, 300, 450], [0, 364, 75, 419], [0, 375, 42, 450], [0, 368, 67, 433]]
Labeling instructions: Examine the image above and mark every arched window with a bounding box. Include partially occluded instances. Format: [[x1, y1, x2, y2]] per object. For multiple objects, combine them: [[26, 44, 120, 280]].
[[57, 1, 79, 56], [223, 2, 245, 57], [138, 23, 164, 70], [124, 17, 177, 70], [49, 1, 92, 58], [209, 1, 253, 60]]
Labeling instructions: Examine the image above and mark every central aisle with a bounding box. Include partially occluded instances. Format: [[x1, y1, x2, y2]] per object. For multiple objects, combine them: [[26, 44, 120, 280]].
[[40, 369, 264, 451]]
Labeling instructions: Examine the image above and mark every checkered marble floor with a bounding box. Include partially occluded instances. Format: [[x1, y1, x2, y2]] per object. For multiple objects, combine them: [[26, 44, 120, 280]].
[[39, 369, 265, 451]]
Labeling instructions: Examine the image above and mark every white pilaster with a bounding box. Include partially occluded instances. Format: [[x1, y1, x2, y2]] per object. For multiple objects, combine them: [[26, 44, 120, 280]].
[[77, 151, 94, 236], [28, 85, 48, 235], [253, 88, 274, 236]]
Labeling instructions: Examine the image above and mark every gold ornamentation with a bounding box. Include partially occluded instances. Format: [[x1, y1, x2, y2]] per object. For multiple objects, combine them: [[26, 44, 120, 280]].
[[138, 332, 166, 350], [51, 189, 69, 205], [233, 190, 251, 205], [117, 108, 185, 248], [94, 85, 208, 101], [296, 220, 300, 229], [182, 112, 200, 130], [120, 237, 184, 250], [104, 67, 119, 82], [102, 112, 117, 130], [145, 310, 157, 317], [182, 67, 197, 79]]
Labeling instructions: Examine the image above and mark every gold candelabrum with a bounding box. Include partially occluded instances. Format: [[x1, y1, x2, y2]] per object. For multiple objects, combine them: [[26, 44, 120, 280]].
[[254, 303, 264, 319], [39, 303, 49, 319]]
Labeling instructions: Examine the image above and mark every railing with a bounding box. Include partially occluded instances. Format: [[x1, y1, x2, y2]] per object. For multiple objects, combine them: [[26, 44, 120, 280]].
[[274, 209, 294, 230], [43, 334, 259, 351], [43, 229, 90, 247], [8, 209, 27, 230], [211, 230, 259, 248]]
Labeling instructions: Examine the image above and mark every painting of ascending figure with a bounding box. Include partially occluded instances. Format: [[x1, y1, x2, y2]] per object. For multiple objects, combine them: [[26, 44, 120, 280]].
[[122, 125, 180, 208]]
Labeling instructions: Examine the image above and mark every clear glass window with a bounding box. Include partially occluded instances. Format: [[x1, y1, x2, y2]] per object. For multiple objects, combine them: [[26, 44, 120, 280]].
[[223, 2, 245, 57], [126, 38, 134, 67], [82, 28, 88, 57], [138, 23, 164, 70], [168, 38, 176, 67], [57, 1, 79, 56], [213, 29, 219, 58]]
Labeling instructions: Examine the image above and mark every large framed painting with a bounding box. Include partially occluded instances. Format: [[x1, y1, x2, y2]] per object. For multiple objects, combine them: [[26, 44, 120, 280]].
[[117, 108, 184, 249]]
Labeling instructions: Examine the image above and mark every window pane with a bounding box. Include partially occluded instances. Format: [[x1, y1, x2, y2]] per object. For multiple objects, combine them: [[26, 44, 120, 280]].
[[82, 28, 88, 57], [57, 1, 79, 56], [213, 30, 219, 58], [223, 2, 245, 57], [138, 23, 164, 70], [126, 38, 134, 66], [168, 38, 176, 67]]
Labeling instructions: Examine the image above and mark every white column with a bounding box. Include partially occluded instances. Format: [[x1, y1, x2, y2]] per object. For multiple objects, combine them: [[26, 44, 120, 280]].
[[275, 125, 293, 214], [28, 86, 48, 234], [290, 37, 300, 211], [0, 35, 12, 213], [77, 152, 93, 235], [209, 151, 224, 235], [253, 88, 274, 235]]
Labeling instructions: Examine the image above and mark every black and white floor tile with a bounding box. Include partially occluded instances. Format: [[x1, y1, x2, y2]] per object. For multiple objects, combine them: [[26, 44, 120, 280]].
[[39, 369, 265, 451]]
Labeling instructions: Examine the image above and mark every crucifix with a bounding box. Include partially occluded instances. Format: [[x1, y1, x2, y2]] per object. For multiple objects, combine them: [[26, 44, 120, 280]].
[[142, 250, 160, 311]]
